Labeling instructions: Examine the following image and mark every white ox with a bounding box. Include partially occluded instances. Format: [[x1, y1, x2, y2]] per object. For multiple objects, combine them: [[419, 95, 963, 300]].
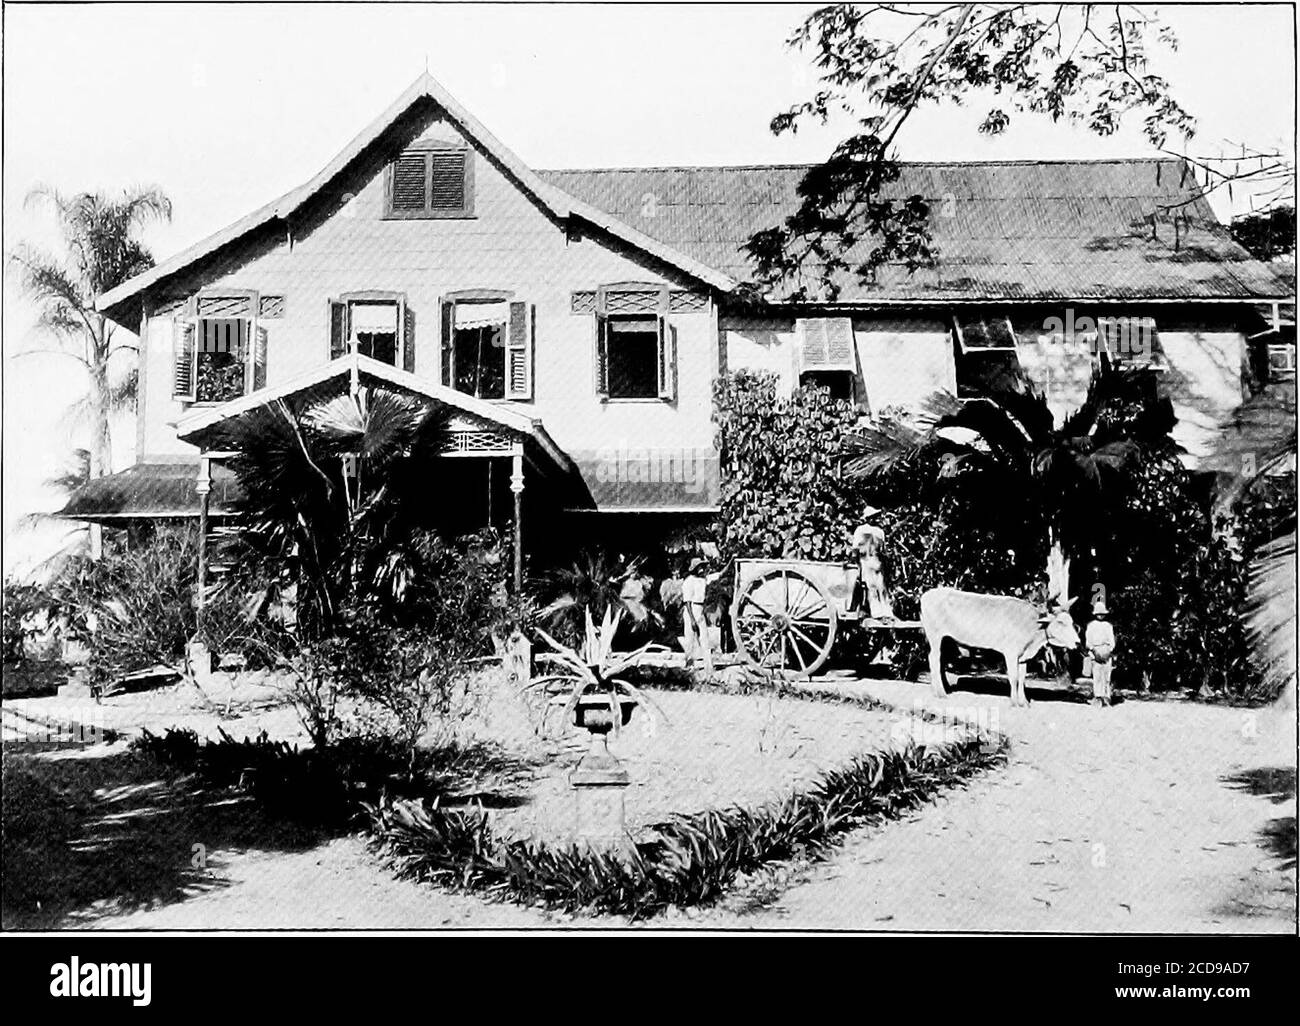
[[920, 588, 1080, 708]]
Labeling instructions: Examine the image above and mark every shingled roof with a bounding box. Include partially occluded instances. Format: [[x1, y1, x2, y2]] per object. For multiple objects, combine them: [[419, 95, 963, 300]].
[[539, 158, 1290, 303]]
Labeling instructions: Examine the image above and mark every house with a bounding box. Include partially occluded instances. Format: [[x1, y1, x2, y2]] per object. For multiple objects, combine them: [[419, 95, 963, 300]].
[[64, 72, 1293, 587]]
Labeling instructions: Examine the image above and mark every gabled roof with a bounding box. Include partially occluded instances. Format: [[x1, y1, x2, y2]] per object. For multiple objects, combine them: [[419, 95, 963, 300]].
[[540, 159, 1292, 303], [97, 73, 735, 322], [176, 354, 575, 474]]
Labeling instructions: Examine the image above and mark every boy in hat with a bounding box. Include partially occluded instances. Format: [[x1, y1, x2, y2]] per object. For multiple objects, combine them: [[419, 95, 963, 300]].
[[1085, 597, 1115, 707], [682, 555, 721, 674], [850, 505, 894, 619]]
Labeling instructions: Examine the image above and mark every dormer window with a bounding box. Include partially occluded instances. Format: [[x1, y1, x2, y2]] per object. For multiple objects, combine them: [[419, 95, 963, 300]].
[[385, 145, 474, 218]]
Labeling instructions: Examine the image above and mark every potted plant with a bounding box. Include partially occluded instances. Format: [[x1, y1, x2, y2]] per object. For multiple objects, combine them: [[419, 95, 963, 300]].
[[527, 606, 668, 847], [529, 606, 666, 743]]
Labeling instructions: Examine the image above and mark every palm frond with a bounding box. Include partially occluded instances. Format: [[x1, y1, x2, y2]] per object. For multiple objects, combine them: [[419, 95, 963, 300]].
[[1246, 528, 1297, 696], [841, 413, 931, 479]]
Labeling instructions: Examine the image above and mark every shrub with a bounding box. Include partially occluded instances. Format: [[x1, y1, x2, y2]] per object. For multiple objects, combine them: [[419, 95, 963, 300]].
[[41, 526, 263, 689], [2, 579, 55, 666], [713, 371, 863, 563], [44, 528, 198, 688], [130, 726, 519, 828], [1094, 455, 1258, 695]]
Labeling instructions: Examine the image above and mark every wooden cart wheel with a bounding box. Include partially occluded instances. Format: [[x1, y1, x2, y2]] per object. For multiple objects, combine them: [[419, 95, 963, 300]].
[[731, 567, 837, 677]]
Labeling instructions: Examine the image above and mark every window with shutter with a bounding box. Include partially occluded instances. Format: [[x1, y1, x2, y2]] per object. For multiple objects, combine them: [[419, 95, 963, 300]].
[[329, 293, 404, 367], [953, 310, 1021, 397], [385, 146, 474, 218], [179, 290, 258, 404], [445, 299, 509, 399], [592, 285, 676, 401], [953, 313, 1018, 353], [796, 318, 856, 373], [605, 316, 661, 399]]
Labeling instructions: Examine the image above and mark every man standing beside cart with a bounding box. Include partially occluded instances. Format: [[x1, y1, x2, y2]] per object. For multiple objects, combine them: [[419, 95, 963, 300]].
[[851, 505, 895, 619]]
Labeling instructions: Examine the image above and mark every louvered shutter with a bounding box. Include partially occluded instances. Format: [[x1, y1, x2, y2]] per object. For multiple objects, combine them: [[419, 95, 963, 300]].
[[252, 325, 269, 390], [391, 153, 428, 213], [505, 301, 533, 399], [430, 151, 466, 212], [401, 303, 415, 373], [172, 319, 197, 401], [392, 295, 410, 372], [797, 318, 855, 372], [594, 312, 610, 398], [440, 300, 455, 387], [329, 300, 348, 360], [657, 316, 677, 401]]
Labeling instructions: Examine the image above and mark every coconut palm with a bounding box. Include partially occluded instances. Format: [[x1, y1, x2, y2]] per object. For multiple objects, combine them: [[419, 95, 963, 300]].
[[208, 385, 452, 635], [9, 185, 172, 556]]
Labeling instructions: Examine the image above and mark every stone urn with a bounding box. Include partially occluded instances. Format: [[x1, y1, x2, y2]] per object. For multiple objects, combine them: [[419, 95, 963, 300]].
[[569, 691, 638, 849]]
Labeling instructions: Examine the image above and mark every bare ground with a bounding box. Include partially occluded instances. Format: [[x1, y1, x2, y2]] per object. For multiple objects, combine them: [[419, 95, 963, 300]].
[[692, 678, 1298, 932], [4, 671, 1294, 931], [3, 670, 899, 929]]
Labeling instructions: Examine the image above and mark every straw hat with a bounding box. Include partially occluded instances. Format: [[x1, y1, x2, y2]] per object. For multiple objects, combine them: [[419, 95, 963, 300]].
[[1092, 598, 1109, 616]]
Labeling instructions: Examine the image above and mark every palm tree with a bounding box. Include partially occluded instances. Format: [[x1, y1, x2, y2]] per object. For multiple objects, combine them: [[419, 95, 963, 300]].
[[843, 359, 1180, 575], [9, 185, 173, 557], [209, 385, 452, 636]]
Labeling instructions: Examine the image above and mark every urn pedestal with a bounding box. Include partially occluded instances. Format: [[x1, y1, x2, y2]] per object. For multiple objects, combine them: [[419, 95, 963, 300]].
[[569, 694, 637, 850]]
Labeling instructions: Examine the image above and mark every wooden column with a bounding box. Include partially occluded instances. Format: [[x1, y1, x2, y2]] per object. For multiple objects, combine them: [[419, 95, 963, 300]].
[[195, 455, 212, 634], [510, 449, 524, 593]]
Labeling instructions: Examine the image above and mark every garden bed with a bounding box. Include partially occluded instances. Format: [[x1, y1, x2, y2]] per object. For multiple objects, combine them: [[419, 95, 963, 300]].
[[473, 679, 907, 844]]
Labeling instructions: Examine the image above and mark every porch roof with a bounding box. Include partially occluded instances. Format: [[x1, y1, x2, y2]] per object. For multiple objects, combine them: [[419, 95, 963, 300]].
[[57, 461, 243, 522], [175, 354, 575, 474]]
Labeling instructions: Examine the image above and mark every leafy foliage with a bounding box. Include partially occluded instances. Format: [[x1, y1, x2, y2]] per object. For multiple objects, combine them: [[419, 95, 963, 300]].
[[746, 4, 1198, 299], [2, 579, 55, 665], [39, 526, 269, 689], [368, 730, 1005, 919], [130, 726, 516, 828], [526, 607, 666, 737], [713, 370, 864, 563], [1230, 205, 1296, 261], [9, 185, 172, 492]]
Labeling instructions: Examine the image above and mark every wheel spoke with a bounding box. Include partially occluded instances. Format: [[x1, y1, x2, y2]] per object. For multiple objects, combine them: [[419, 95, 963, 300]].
[[740, 593, 783, 620], [788, 631, 811, 670], [785, 578, 816, 618], [789, 594, 828, 620], [788, 621, 826, 659]]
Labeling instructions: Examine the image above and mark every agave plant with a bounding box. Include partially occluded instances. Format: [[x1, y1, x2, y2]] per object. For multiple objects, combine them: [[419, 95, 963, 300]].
[[528, 606, 667, 737]]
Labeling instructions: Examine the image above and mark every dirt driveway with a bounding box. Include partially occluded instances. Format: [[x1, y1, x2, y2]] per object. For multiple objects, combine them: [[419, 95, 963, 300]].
[[695, 678, 1297, 932], [5, 676, 1294, 931]]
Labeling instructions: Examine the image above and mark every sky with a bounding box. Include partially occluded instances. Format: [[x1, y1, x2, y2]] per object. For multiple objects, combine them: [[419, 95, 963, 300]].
[[2, 1, 1296, 576]]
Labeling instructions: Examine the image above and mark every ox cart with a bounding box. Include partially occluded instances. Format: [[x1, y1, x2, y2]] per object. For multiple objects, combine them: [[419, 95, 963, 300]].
[[729, 558, 921, 676]]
